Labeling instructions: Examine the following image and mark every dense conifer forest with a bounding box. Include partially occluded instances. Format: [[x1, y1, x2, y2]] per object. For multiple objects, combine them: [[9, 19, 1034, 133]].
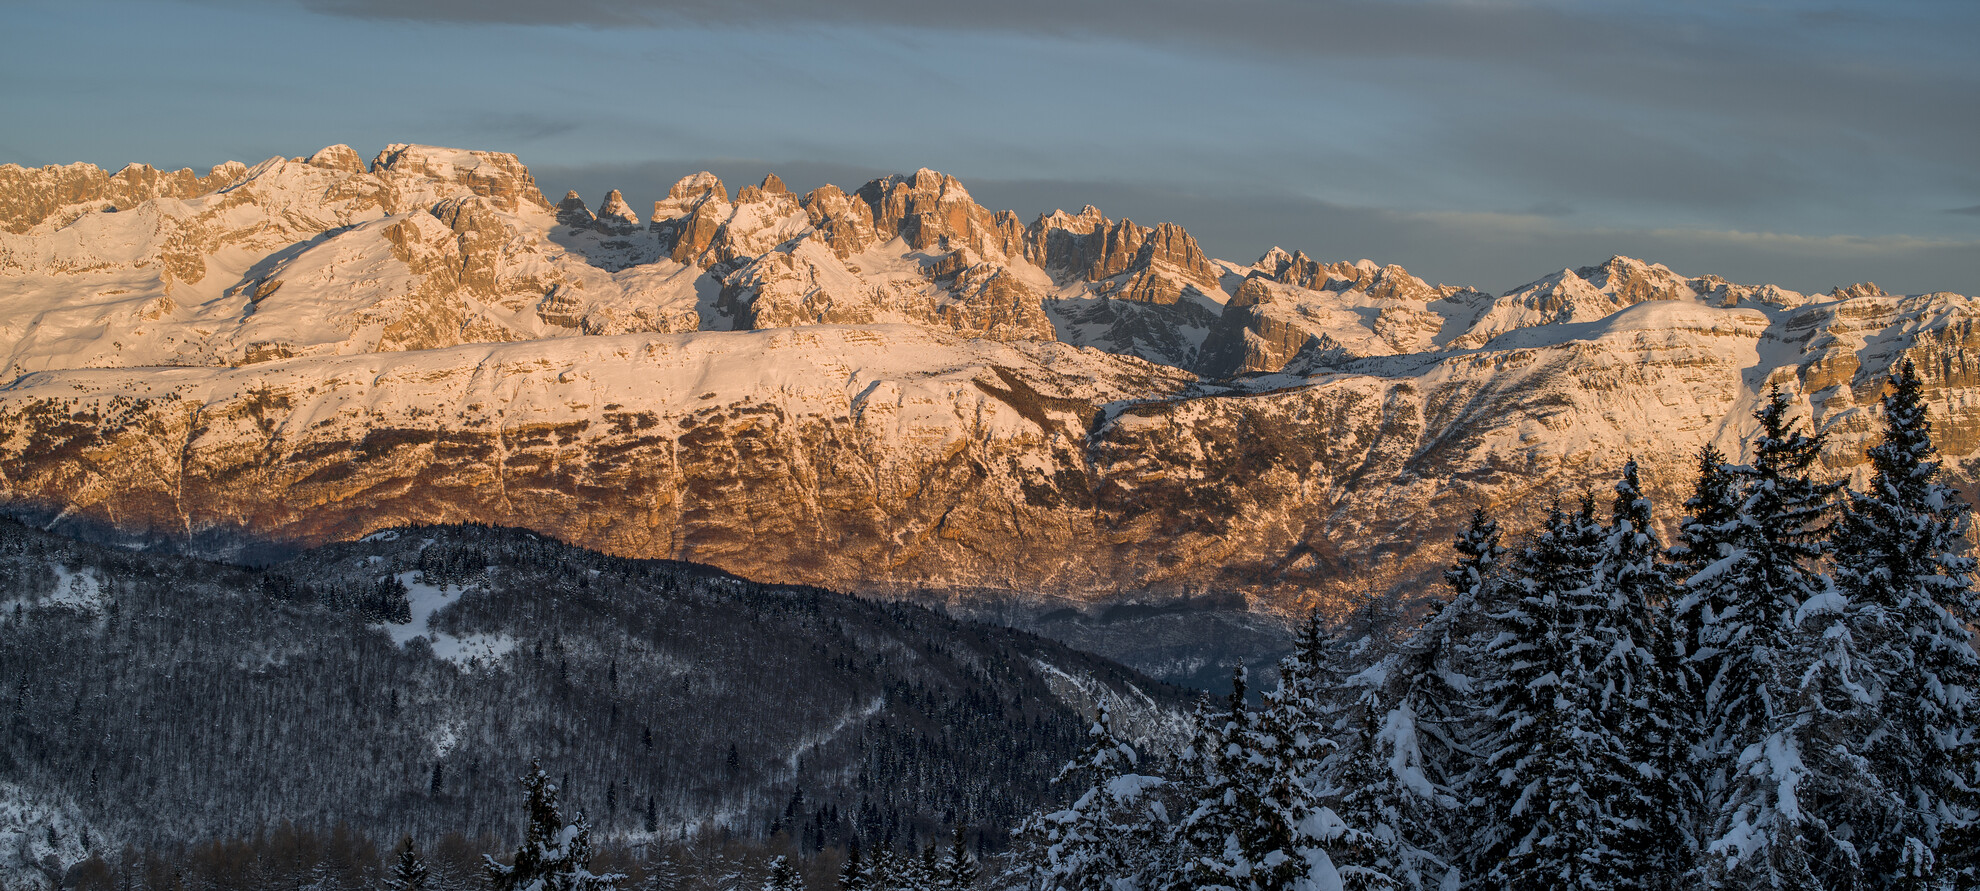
[[0, 522, 1183, 891]]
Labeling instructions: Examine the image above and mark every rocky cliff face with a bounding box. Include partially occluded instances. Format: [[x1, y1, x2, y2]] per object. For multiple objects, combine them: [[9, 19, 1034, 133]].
[[2, 143, 1976, 630]]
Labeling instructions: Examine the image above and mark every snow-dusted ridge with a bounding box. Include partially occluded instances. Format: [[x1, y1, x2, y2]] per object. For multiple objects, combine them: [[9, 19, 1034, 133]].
[[2, 144, 1977, 615]]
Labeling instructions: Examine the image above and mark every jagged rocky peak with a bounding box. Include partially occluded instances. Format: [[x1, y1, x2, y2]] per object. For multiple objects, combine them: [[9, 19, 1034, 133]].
[[1139, 222, 1219, 283], [798, 183, 880, 257], [1026, 209, 1219, 301], [595, 189, 640, 228], [1251, 247, 1328, 289], [1036, 205, 1110, 236], [1255, 246, 1298, 272], [738, 173, 790, 202], [305, 144, 366, 174], [666, 171, 727, 203], [1249, 250, 1440, 301], [0, 159, 245, 233], [1575, 254, 1697, 304], [1075, 219, 1221, 305], [368, 144, 551, 212], [650, 172, 734, 265], [1324, 260, 1442, 302], [856, 167, 994, 251], [1832, 282, 1889, 300], [555, 190, 595, 227]]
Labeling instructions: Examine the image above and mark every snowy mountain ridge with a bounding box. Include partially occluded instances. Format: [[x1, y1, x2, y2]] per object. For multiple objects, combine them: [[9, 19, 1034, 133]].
[[2, 143, 1976, 621]]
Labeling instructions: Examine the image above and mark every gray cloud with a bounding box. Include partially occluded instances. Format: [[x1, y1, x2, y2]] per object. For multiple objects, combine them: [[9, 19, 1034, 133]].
[[1514, 201, 1576, 218], [1951, 205, 1980, 216], [285, 0, 1976, 94], [466, 112, 585, 144]]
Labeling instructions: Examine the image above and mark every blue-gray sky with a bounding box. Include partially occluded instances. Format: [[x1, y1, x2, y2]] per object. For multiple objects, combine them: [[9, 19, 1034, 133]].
[[3, 0, 1976, 295]]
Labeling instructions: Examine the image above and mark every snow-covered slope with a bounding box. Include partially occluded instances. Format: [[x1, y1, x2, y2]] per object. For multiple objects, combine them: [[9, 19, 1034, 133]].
[[2, 144, 1976, 615]]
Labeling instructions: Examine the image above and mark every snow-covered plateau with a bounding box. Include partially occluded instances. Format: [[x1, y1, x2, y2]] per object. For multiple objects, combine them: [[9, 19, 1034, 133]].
[[2, 144, 1976, 618]]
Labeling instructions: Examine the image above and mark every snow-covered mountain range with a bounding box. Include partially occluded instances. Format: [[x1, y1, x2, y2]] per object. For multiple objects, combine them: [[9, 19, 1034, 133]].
[[2, 144, 1975, 620]]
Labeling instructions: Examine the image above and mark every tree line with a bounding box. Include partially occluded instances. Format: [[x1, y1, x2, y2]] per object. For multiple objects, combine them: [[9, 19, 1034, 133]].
[[24, 763, 988, 891], [1009, 363, 1979, 891]]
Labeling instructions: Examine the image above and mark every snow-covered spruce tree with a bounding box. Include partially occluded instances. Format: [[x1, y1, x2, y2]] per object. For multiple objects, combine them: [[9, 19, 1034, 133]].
[[1278, 611, 1366, 760], [1324, 570, 1486, 889], [866, 846, 903, 891], [763, 856, 804, 891], [1171, 666, 1314, 891], [1594, 461, 1700, 891], [1443, 508, 1506, 616], [1668, 443, 1743, 845], [1834, 360, 1980, 888], [1258, 631, 1371, 891], [1015, 699, 1170, 891], [923, 842, 951, 891], [1780, 580, 1886, 890], [1431, 508, 1505, 886], [1671, 443, 1742, 684], [486, 761, 622, 891], [1318, 677, 1407, 891], [1471, 499, 1635, 889], [1698, 389, 1843, 888], [841, 844, 868, 891], [387, 836, 430, 891], [937, 826, 978, 891], [898, 843, 938, 891], [381, 836, 429, 891]]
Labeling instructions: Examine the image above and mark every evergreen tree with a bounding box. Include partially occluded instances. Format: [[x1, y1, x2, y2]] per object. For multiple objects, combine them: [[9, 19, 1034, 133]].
[[762, 857, 803, 891], [486, 761, 621, 891], [1426, 507, 1506, 889], [1593, 461, 1698, 890], [387, 837, 429, 891], [839, 845, 867, 891], [1319, 680, 1406, 891], [1781, 578, 1883, 889], [1471, 500, 1630, 889], [1668, 442, 1743, 879], [1327, 584, 1482, 889], [1698, 389, 1842, 888], [1275, 612, 1360, 757], [1259, 638, 1368, 891], [1670, 443, 1742, 690], [1172, 665, 1311, 891], [878, 845, 911, 891], [906, 839, 938, 891], [1443, 507, 1506, 612], [1835, 361, 1980, 888], [936, 826, 976, 891], [1020, 699, 1169, 891], [862, 846, 896, 891]]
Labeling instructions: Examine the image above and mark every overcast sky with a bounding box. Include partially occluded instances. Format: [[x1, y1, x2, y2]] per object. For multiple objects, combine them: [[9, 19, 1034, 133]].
[[3, 0, 1975, 295]]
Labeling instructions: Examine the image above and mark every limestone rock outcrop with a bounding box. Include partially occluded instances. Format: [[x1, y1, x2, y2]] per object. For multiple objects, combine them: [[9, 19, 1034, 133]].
[[368, 144, 551, 213], [555, 190, 596, 228], [3, 143, 1977, 626], [595, 189, 639, 231]]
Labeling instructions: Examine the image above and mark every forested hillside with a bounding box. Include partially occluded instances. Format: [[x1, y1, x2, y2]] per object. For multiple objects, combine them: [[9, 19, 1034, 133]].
[[0, 524, 1185, 890]]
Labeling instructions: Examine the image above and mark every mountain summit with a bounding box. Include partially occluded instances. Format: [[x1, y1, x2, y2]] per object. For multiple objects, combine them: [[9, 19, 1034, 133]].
[[1, 144, 1975, 635]]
